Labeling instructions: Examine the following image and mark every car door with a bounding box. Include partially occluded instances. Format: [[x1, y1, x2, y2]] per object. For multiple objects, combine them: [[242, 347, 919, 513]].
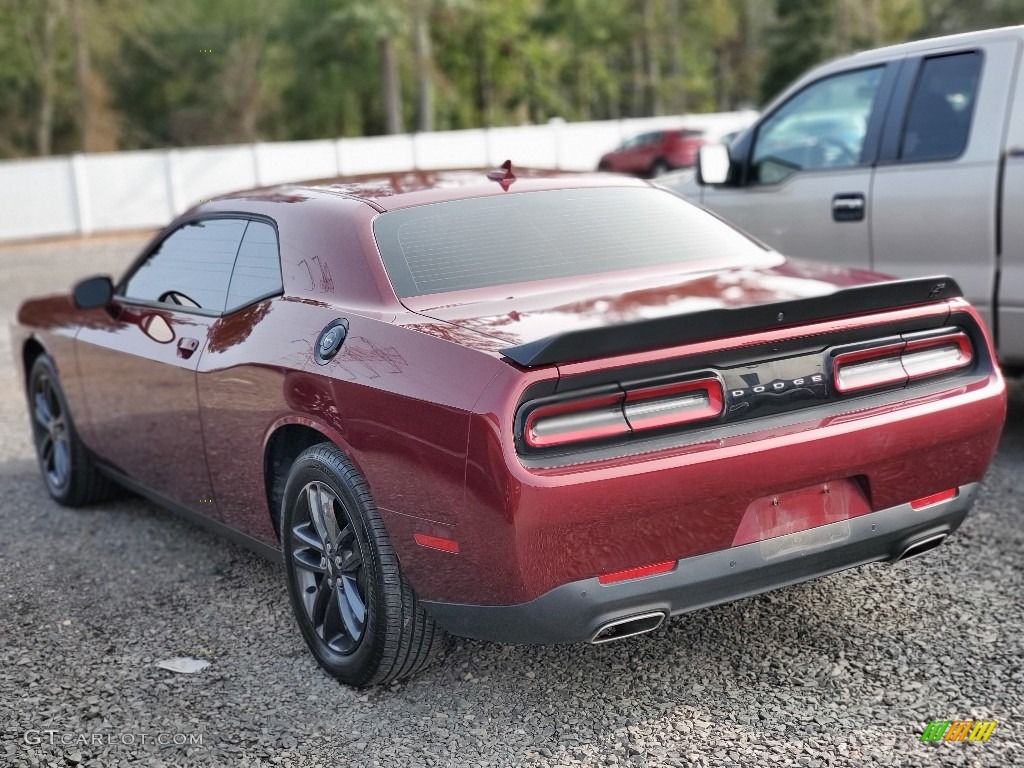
[[194, 219, 286, 539], [634, 132, 661, 174], [617, 134, 647, 174], [698, 63, 898, 270], [75, 217, 248, 514], [871, 41, 1017, 340]]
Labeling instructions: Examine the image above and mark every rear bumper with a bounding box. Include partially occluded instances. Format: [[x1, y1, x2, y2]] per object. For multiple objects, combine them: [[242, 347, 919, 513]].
[[422, 483, 976, 644]]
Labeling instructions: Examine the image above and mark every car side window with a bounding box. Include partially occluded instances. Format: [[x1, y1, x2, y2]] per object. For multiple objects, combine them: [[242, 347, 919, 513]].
[[121, 218, 247, 312], [225, 220, 282, 312], [899, 52, 981, 163], [751, 66, 884, 185]]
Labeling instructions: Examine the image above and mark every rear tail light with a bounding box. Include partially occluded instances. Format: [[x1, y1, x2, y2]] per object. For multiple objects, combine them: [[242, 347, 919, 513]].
[[901, 334, 972, 378], [831, 343, 906, 392], [623, 379, 724, 431], [524, 392, 629, 448], [833, 332, 972, 394], [523, 377, 723, 449]]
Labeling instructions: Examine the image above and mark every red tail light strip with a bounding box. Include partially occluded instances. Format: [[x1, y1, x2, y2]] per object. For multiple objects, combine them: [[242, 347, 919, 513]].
[[598, 560, 676, 585], [524, 378, 724, 449], [833, 332, 972, 394]]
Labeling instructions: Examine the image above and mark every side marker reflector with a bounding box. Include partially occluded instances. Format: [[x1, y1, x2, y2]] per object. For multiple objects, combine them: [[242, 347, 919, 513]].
[[598, 560, 675, 585], [413, 533, 460, 554], [910, 488, 958, 510]]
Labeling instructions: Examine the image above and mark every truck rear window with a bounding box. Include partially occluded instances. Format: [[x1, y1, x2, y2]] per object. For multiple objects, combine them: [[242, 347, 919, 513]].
[[372, 187, 768, 297]]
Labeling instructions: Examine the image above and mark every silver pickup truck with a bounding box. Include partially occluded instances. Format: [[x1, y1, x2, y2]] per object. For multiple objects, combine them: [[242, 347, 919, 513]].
[[668, 26, 1024, 368]]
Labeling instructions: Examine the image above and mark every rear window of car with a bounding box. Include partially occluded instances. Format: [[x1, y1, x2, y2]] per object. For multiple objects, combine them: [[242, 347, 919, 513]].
[[372, 187, 768, 297]]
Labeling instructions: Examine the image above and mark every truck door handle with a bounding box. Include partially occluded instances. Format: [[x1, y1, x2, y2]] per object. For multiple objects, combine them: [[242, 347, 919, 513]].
[[177, 337, 200, 359], [832, 193, 865, 222]]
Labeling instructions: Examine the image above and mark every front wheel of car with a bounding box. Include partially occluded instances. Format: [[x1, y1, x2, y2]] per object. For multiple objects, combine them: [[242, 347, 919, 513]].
[[27, 355, 116, 507], [281, 442, 443, 686], [649, 158, 669, 177]]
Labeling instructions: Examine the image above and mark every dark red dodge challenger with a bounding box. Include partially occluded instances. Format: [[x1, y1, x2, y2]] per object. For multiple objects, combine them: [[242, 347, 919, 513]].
[[14, 168, 1006, 687]]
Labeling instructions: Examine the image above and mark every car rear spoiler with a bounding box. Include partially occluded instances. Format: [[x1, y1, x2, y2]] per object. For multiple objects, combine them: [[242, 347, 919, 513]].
[[500, 276, 962, 367]]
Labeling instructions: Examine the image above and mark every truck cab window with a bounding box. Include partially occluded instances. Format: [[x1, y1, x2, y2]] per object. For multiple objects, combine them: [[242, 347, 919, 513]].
[[751, 67, 883, 185], [900, 52, 981, 163]]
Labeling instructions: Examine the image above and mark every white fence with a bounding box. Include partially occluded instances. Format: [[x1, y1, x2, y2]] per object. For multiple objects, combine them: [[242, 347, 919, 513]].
[[0, 111, 756, 243]]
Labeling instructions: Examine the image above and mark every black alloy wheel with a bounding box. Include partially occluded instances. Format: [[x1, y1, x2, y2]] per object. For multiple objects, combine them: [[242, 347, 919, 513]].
[[27, 355, 115, 506], [281, 443, 443, 686], [290, 479, 367, 654], [31, 365, 71, 495]]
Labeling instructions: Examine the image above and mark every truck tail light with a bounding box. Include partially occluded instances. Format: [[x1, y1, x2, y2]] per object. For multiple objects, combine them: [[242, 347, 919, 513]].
[[523, 377, 724, 449], [833, 332, 972, 394]]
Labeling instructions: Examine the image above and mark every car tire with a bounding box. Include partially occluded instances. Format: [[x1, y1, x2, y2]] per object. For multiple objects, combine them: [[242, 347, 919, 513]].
[[27, 355, 116, 507], [649, 158, 669, 178], [597, 161, 611, 172], [281, 442, 443, 687]]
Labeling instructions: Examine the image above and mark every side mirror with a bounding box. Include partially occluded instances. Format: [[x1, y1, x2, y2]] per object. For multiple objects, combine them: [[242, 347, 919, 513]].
[[697, 143, 732, 186], [72, 275, 114, 309]]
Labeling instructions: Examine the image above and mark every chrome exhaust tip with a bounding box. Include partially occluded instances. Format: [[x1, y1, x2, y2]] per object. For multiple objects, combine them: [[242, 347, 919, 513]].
[[588, 611, 666, 644], [894, 533, 947, 562]]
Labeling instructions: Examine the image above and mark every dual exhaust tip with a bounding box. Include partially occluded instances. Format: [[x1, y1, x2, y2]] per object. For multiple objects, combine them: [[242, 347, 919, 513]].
[[588, 532, 948, 644]]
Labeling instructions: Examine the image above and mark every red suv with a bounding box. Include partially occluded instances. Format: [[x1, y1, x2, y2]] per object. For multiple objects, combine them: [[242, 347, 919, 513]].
[[598, 129, 705, 177]]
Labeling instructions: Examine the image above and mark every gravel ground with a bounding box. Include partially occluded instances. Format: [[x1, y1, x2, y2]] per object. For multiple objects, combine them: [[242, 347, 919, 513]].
[[1, 235, 1022, 768]]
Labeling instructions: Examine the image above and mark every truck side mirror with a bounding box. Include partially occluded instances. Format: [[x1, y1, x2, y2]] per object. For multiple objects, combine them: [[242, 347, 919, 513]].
[[697, 143, 731, 185]]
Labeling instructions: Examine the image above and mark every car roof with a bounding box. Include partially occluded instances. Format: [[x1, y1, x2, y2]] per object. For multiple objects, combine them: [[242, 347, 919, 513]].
[[219, 168, 653, 212]]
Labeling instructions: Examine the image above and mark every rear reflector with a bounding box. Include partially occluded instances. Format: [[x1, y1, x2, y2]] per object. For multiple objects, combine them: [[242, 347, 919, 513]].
[[523, 378, 723, 449], [833, 332, 972, 394], [413, 533, 460, 553], [910, 488, 958, 510], [598, 560, 675, 585]]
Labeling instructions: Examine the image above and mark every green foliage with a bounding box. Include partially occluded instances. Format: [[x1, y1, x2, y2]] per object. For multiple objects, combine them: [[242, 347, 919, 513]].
[[760, 0, 838, 104], [1, 0, 1024, 158]]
